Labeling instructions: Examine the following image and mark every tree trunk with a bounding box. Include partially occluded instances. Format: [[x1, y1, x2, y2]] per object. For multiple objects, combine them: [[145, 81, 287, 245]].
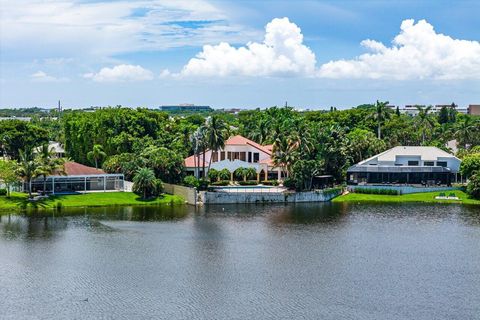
[[202, 149, 206, 179], [95, 158, 98, 169], [193, 152, 197, 179], [377, 122, 381, 139], [43, 175, 47, 195], [28, 178, 32, 198]]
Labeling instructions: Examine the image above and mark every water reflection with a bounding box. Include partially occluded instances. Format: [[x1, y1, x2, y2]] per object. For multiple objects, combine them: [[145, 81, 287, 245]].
[[0, 203, 480, 319], [0, 214, 68, 240]]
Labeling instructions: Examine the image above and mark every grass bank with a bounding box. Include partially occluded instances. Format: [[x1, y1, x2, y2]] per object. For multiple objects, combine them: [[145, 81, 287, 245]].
[[332, 190, 480, 205], [0, 192, 185, 212]]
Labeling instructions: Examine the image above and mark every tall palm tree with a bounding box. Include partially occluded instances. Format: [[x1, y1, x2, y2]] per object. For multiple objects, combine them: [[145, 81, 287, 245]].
[[190, 127, 207, 179], [369, 100, 391, 139], [415, 105, 435, 144], [16, 148, 38, 198], [249, 118, 270, 144], [87, 144, 106, 169], [454, 117, 476, 148], [272, 135, 296, 178], [204, 115, 228, 173], [35, 144, 66, 195]]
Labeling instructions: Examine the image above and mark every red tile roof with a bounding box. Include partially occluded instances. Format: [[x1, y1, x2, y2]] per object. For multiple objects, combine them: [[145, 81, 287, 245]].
[[184, 155, 208, 168], [55, 161, 105, 176], [225, 135, 272, 155]]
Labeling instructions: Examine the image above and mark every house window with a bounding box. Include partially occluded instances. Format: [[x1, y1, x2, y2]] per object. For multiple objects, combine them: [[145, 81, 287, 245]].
[[253, 153, 259, 163], [227, 152, 232, 160], [248, 152, 252, 163], [408, 161, 419, 166], [212, 152, 218, 162], [437, 161, 447, 167], [424, 161, 434, 166], [240, 152, 246, 161], [220, 152, 225, 161]]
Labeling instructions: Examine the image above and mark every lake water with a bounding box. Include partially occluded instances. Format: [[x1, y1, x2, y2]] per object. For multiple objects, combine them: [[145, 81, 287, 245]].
[[0, 203, 479, 320]]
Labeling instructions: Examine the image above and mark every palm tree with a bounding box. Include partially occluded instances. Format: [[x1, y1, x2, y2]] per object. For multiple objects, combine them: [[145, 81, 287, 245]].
[[235, 167, 257, 182], [35, 144, 65, 195], [204, 115, 228, 173], [454, 117, 476, 148], [272, 135, 296, 178], [190, 127, 206, 179], [132, 168, 157, 199], [415, 105, 435, 144], [369, 100, 391, 139], [87, 144, 106, 169], [249, 118, 270, 144], [16, 148, 38, 198]]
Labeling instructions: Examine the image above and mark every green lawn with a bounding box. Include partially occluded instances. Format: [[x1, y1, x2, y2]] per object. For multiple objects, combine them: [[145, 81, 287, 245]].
[[0, 192, 185, 212], [333, 190, 480, 205]]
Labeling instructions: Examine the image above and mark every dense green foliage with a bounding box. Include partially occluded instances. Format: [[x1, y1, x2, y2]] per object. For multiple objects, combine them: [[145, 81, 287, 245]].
[[460, 153, 480, 178], [466, 173, 480, 199], [183, 176, 200, 188], [0, 120, 49, 159], [2, 104, 479, 194]]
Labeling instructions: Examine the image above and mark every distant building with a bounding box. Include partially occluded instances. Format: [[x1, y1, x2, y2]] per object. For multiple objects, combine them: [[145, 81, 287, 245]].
[[0, 116, 31, 121], [347, 146, 461, 186], [34, 141, 66, 158], [468, 104, 480, 115], [159, 104, 212, 112]]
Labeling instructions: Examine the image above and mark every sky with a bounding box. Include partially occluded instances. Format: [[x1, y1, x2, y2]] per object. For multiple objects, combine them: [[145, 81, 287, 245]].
[[1, 0, 480, 110]]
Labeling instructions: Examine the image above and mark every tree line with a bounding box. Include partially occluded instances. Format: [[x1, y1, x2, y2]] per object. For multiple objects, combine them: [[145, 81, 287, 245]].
[[1, 104, 480, 198]]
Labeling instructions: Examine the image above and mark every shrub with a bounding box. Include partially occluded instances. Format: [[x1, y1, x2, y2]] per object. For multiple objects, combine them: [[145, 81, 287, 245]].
[[283, 177, 296, 190], [183, 175, 200, 188], [261, 180, 278, 186], [210, 180, 230, 186], [238, 180, 258, 186], [466, 172, 480, 199], [207, 169, 218, 182], [198, 178, 209, 191], [218, 168, 231, 181], [353, 187, 399, 195], [0, 189, 7, 196]]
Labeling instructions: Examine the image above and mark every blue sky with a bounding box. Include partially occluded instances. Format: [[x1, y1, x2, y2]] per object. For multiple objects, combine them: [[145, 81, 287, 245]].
[[1, 0, 479, 109]]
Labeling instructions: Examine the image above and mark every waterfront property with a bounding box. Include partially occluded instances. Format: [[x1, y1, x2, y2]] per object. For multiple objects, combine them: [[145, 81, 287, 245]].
[[184, 135, 283, 181], [26, 161, 124, 194], [347, 146, 461, 186]]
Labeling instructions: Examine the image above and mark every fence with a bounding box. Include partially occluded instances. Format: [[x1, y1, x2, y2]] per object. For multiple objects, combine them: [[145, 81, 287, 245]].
[[163, 183, 197, 205]]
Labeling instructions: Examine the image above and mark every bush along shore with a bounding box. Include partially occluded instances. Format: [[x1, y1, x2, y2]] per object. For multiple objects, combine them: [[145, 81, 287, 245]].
[[333, 190, 480, 205], [0, 192, 185, 213]]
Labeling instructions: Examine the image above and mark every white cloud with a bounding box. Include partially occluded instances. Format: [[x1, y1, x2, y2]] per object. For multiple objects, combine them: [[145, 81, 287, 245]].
[[30, 71, 68, 82], [1, 0, 258, 60], [180, 17, 316, 77], [318, 19, 480, 80], [83, 64, 154, 82]]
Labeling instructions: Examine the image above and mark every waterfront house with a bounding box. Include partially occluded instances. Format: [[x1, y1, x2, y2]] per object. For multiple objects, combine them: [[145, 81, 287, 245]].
[[347, 146, 461, 186], [27, 161, 124, 194], [184, 135, 283, 181]]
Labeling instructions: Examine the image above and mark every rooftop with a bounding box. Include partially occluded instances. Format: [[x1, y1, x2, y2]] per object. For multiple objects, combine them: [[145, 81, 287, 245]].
[[359, 146, 459, 164]]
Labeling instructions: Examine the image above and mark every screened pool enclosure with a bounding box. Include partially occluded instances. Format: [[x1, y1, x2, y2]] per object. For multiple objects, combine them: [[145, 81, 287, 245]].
[[25, 174, 124, 194]]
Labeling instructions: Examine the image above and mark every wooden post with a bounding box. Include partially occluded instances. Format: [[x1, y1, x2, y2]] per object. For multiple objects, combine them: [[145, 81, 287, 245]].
[[256, 172, 260, 183], [264, 170, 268, 181]]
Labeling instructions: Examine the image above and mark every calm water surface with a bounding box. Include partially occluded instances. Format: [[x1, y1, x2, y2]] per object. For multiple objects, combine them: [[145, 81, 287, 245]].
[[0, 203, 479, 320]]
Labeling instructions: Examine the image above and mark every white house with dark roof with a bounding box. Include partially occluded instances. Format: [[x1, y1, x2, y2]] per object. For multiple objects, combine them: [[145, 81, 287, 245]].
[[184, 135, 282, 181], [347, 146, 461, 186]]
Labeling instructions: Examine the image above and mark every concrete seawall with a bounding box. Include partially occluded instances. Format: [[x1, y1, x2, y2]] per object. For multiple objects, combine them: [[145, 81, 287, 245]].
[[201, 188, 342, 205]]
